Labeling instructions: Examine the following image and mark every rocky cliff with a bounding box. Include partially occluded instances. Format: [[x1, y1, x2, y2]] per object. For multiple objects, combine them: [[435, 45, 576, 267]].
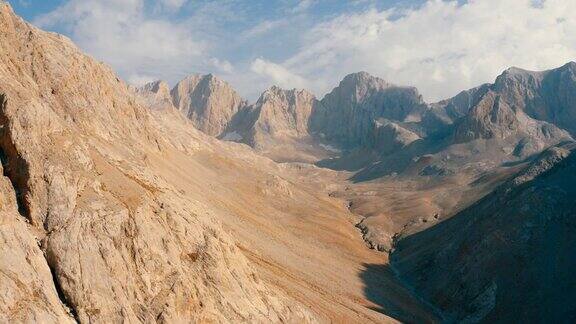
[[171, 74, 247, 136], [223, 86, 318, 147], [311, 72, 427, 149], [452, 65, 575, 156], [0, 3, 311, 322]]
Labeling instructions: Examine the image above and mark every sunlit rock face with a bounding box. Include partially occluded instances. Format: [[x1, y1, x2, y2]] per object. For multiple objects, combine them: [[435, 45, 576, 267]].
[[171, 74, 248, 137], [0, 3, 312, 323]]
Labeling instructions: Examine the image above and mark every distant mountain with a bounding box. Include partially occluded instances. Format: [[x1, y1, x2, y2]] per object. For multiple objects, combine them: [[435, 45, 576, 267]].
[[135, 80, 173, 111], [224, 86, 317, 146], [495, 63, 576, 135], [170, 74, 247, 136], [312, 72, 427, 149], [452, 64, 575, 157], [169, 65, 575, 168]]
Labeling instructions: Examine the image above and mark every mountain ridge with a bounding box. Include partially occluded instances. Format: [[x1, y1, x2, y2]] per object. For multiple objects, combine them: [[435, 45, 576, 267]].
[[4, 0, 576, 322]]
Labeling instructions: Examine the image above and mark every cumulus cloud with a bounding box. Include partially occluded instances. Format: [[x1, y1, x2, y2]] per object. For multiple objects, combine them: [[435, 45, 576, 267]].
[[210, 58, 234, 74], [263, 0, 576, 101], [251, 58, 310, 90], [35, 0, 205, 86]]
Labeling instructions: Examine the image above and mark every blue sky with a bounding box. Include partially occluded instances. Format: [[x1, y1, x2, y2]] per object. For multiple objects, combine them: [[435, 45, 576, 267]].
[[10, 0, 576, 102]]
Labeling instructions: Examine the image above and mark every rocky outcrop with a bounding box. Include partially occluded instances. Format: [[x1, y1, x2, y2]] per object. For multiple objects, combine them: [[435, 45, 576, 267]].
[[0, 96, 75, 323], [312, 72, 426, 148], [0, 3, 311, 322], [451, 66, 574, 157], [495, 63, 576, 135], [370, 119, 420, 155], [453, 91, 521, 141], [135, 80, 174, 111], [391, 142, 576, 323], [171, 74, 247, 136], [223, 86, 318, 148]]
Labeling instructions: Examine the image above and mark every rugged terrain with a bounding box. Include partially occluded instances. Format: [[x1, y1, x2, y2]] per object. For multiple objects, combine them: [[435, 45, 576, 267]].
[[2, 1, 576, 322], [0, 3, 437, 323], [157, 59, 575, 253], [391, 143, 576, 322], [142, 49, 576, 322]]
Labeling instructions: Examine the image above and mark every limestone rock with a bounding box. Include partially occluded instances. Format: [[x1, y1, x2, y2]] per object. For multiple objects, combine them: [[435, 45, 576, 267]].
[[135, 80, 174, 111], [171, 74, 247, 136], [312, 72, 426, 148], [451, 65, 574, 156], [0, 3, 312, 323], [370, 119, 420, 155], [225, 86, 318, 147]]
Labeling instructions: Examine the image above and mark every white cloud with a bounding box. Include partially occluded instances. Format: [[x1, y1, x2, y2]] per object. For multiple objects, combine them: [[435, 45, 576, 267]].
[[290, 0, 315, 14], [35, 0, 205, 87], [251, 58, 310, 90], [261, 0, 576, 102], [209, 58, 234, 73], [243, 19, 289, 38]]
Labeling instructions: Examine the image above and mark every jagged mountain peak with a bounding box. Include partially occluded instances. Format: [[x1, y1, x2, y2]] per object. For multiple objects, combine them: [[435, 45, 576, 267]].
[[494, 66, 545, 89], [495, 61, 576, 87], [324, 71, 424, 112], [259, 85, 316, 103], [139, 80, 170, 95], [135, 80, 174, 111], [338, 71, 394, 93], [251, 85, 317, 139], [170, 73, 246, 136], [342, 71, 388, 84]]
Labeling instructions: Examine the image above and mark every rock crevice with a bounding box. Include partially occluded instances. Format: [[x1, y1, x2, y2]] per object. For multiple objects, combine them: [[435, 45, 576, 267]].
[[0, 94, 30, 220]]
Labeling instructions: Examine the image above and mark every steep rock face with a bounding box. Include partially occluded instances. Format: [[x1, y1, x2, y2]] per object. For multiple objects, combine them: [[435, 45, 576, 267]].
[[495, 63, 576, 135], [253, 86, 316, 139], [225, 86, 318, 148], [452, 66, 574, 156], [0, 4, 311, 323], [171, 74, 247, 136], [441, 85, 488, 120], [312, 72, 426, 148], [0, 97, 74, 322], [391, 143, 576, 323], [454, 91, 521, 141]]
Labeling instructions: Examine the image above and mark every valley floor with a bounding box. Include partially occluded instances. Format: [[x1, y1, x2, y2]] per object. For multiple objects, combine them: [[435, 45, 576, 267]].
[[147, 146, 440, 323]]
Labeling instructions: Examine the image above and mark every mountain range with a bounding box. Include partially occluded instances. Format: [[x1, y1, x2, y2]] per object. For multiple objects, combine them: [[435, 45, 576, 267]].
[[2, 2, 576, 323]]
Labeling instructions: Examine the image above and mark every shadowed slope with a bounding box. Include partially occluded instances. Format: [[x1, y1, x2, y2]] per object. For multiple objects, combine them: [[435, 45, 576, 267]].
[[391, 143, 576, 322]]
